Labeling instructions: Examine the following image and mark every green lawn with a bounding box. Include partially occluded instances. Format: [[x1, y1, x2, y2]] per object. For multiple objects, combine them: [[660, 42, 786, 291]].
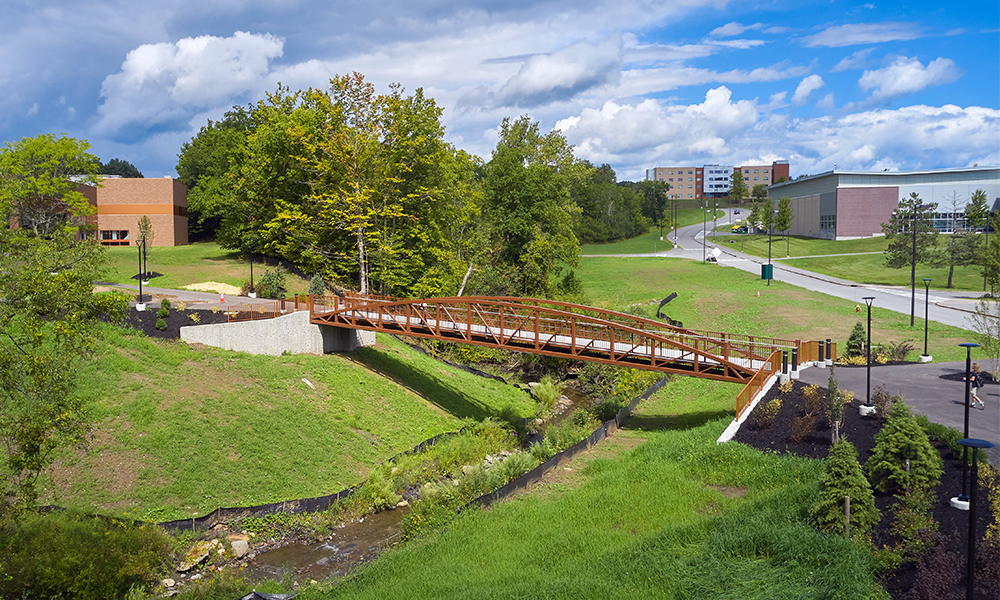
[[316, 377, 882, 600], [582, 209, 724, 255], [43, 327, 534, 521], [579, 256, 972, 362], [99, 242, 313, 294]]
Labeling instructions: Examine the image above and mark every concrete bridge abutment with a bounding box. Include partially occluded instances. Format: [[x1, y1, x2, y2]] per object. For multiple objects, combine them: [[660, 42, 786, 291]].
[[180, 310, 374, 356]]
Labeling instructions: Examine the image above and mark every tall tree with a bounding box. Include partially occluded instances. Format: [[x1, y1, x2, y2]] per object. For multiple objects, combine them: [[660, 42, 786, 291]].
[[99, 158, 143, 178], [775, 195, 794, 256], [0, 134, 100, 237], [984, 213, 1000, 296], [729, 169, 749, 206], [881, 192, 939, 273], [751, 184, 768, 201], [636, 179, 670, 241], [477, 116, 582, 298], [939, 191, 978, 288]]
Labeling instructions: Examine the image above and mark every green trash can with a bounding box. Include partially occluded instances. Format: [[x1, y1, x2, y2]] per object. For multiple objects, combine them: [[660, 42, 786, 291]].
[[761, 264, 773, 280]]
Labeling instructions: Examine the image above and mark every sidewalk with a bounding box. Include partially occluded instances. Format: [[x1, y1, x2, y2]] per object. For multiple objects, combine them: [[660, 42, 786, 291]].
[[95, 281, 300, 311]]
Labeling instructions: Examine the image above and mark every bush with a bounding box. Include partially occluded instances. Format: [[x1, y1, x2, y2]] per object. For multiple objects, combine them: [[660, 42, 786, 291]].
[[846, 321, 866, 357], [176, 301, 186, 312], [750, 397, 781, 430], [778, 378, 793, 393], [889, 486, 939, 560], [256, 267, 287, 299], [803, 384, 823, 414], [810, 440, 879, 537], [870, 385, 900, 422], [0, 510, 173, 599], [866, 403, 944, 493], [592, 398, 624, 423], [156, 306, 169, 319], [160, 298, 171, 310], [790, 412, 816, 443], [308, 274, 326, 296], [531, 376, 563, 415], [155, 317, 166, 331], [188, 312, 201, 324]]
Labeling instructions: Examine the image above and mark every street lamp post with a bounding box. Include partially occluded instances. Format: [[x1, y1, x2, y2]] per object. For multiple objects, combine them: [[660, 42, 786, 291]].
[[952, 343, 980, 509], [702, 201, 707, 264], [713, 202, 718, 241], [137, 236, 145, 308], [921, 279, 932, 361], [863, 296, 875, 407], [910, 202, 922, 327]]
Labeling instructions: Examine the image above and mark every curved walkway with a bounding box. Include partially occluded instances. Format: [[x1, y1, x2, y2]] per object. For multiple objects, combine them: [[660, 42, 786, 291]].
[[798, 361, 999, 467]]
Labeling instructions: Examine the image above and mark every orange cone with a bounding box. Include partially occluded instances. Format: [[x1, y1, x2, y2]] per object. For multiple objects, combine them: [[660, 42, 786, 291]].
[[756, 291, 760, 297], [220, 292, 225, 303]]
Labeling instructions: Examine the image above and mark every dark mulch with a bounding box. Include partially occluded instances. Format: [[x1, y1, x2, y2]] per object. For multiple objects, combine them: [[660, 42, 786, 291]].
[[735, 379, 997, 599], [119, 307, 230, 339]]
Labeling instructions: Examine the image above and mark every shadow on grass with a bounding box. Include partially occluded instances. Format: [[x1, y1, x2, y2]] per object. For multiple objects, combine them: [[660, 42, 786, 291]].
[[348, 347, 495, 421], [625, 409, 732, 433]]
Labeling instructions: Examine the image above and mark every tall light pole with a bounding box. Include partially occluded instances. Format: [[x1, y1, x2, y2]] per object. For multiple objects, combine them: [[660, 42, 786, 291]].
[[953, 342, 980, 508], [985, 212, 991, 293], [922, 278, 932, 360], [713, 202, 719, 241], [863, 296, 875, 406], [702, 200, 707, 264]]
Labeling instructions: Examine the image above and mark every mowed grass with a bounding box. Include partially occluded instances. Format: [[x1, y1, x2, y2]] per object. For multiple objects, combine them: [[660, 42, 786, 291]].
[[42, 326, 534, 522], [582, 208, 724, 255], [579, 256, 972, 362], [318, 377, 882, 600], [711, 233, 988, 291], [100, 242, 312, 294]]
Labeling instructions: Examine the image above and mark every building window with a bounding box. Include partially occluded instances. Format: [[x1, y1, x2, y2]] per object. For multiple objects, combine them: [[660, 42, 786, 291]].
[[744, 169, 750, 174], [754, 177, 758, 181], [100, 230, 130, 246], [764, 169, 769, 173], [820, 215, 835, 232], [754, 169, 758, 173]]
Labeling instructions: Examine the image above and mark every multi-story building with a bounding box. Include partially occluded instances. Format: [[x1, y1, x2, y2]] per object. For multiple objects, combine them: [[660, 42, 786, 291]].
[[80, 177, 189, 246], [646, 161, 790, 199], [767, 166, 1000, 240]]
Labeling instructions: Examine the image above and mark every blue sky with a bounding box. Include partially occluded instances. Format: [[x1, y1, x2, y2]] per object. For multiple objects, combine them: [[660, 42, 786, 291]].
[[2, 0, 997, 180]]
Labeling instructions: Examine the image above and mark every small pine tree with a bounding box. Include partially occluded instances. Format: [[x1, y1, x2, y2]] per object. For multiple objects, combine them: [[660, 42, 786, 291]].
[[811, 440, 880, 536], [308, 274, 326, 296], [846, 322, 866, 357], [155, 318, 166, 331], [866, 403, 944, 493], [827, 365, 845, 444]]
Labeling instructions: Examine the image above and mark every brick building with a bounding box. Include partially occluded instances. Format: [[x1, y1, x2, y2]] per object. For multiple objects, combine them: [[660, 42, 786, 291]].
[[82, 177, 189, 246], [767, 167, 1000, 240], [646, 161, 790, 199]]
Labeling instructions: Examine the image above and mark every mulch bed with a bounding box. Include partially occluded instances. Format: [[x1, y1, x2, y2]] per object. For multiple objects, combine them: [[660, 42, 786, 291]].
[[120, 307, 230, 339], [734, 379, 998, 599]]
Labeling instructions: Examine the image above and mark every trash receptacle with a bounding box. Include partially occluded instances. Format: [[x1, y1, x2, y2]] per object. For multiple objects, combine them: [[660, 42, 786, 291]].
[[761, 264, 773, 280]]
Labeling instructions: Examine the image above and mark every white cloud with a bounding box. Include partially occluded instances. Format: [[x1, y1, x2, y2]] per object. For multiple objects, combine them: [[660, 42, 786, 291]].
[[492, 33, 623, 107], [616, 62, 810, 97], [858, 56, 963, 101], [817, 93, 836, 109], [94, 32, 284, 137], [25, 103, 38, 116], [792, 74, 824, 105], [709, 22, 764, 37], [803, 22, 922, 47], [832, 48, 874, 71]]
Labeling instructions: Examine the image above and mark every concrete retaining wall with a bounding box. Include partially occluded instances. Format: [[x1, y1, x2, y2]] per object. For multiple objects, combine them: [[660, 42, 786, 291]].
[[180, 310, 375, 356]]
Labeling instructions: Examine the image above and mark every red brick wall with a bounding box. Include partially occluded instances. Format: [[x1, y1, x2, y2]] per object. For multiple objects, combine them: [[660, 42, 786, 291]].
[[96, 178, 188, 246], [836, 187, 899, 238], [772, 162, 790, 183]]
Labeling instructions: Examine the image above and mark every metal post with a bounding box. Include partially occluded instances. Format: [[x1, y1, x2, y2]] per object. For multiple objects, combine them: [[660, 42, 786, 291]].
[[702, 201, 707, 264], [826, 338, 832, 362], [863, 297, 875, 405], [792, 347, 798, 372], [911, 203, 919, 326], [767, 215, 773, 286], [957, 343, 979, 504], [782, 350, 788, 375], [818, 340, 825, 366], [137, 237, 143, 303], [967, 446, 978, 600], [923, 279, 932, 358]]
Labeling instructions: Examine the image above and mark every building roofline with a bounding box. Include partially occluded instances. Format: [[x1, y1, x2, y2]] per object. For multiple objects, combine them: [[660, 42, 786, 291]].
[[769, 165, 1000, 189]]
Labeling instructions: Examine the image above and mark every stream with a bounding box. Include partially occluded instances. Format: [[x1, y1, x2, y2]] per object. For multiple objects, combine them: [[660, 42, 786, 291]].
[[250, 385, 595, 582]]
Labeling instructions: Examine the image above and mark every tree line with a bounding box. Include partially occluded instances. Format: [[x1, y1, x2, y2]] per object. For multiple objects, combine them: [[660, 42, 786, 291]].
[[177, 73, 669, 299]]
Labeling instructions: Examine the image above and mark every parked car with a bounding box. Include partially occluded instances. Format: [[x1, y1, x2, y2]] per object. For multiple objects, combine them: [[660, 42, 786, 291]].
[[734, 209, 741, 214]]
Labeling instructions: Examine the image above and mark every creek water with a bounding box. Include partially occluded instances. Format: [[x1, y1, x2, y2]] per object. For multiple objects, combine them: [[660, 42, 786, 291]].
[[249, 507, 408, 581], [250, 384, 596, 583]]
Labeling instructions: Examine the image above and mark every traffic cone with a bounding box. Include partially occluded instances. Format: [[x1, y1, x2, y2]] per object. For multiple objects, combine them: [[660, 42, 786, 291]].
[[220, 292, 225, 303], [756, 291, 760, 298]]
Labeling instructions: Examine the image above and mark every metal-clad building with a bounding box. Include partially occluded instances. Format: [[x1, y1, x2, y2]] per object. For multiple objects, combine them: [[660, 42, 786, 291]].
[[767, 167, 1000, 240]]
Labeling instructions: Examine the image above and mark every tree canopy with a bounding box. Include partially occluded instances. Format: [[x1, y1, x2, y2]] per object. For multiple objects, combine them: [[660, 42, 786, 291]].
[[98, 158, 143, 178], [881, 192, 939, 271]]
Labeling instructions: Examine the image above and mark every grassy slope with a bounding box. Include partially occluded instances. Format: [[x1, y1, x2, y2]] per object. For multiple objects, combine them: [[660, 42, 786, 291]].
[[43, 327, 534, 521], [319, 377, 882, 600], [581, 208, 724, 255], [579, 256, 972, 362], [100, 242, 313, 294]]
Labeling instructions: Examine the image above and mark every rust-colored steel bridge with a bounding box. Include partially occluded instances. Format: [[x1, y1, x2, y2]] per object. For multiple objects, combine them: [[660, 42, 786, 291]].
[[307, 293, 802, 386]]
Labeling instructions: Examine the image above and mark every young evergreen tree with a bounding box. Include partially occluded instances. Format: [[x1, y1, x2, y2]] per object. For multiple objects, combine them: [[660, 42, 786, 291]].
[[827, 366, 845, 444], [866, 402, 943, 493], [729, 169, 749, 206], [810, 440, 879, 536], [846, 322, 867, 357]]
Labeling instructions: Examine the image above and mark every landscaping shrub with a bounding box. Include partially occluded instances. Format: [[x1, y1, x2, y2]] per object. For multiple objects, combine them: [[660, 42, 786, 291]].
[[592, 398, 624, 423], [155, 317, 166, 331], [156, 306, 169, 319], [308, 273, 326, 296], [825, 366, 846, 443], [189, 313, 201, 324], [810, 440, 879, 537], [803, 384, 823, 415], [160, 298, 171, 310], [531, 375, 562, 415], [883, 340, 914, 362], [778, 378, 793, 393], [913, 415, 966, 459], [255, 267, 287, 299], [866, 403, 943, 493], [888, 486, 938, 560], [870, 384, 900, 422], [750, 397, 781, 430], [790, 412, 816, 443], [0, 510, 173, 600], [846, 321, 866, 357]]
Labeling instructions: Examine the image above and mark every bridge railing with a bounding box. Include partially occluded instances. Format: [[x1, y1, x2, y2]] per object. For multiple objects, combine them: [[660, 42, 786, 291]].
[[735, 350, 782, 420]]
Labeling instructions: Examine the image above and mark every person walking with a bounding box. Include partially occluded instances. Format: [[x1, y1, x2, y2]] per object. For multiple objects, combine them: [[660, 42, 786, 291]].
[[971, 363, 986, 410]]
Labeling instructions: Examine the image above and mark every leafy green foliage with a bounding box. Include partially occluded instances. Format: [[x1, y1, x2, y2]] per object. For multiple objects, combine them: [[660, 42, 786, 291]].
[[155, 317, 167, 330], [308, 273, 326, 296], [156, 307, 169, 319], [571, 163, 647, 244], [749, 397, 781, 429], [729, 169, 749, 204], [866, 403, 943, 493], [0, 133, 100, 237], [810, 440, 879, 536], [255, 267, 287, 299], [881, 192, 939, 271], [888, 486, 939, 560], [0, 510, 172, 599], [98, 158, 143, 178], [870, 385, 901, 422]]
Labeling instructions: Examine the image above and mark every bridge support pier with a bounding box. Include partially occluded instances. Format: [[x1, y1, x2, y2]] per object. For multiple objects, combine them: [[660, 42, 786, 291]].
[[319, 325, 375, 352]]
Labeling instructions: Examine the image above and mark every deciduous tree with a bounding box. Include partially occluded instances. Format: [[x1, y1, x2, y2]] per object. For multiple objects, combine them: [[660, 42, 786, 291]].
[[881, 192, 939, 273], [637, 179, 670, 240], [775, 195, 793, 256], [99, 158, 143, 178], [729, 169, 749, 206]]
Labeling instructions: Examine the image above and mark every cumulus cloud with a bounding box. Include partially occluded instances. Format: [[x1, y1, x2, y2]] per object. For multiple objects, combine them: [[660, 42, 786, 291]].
[[94, 32, 284, 137], [617, 61, 810, 97], [803, 22, 922, 47], [709, 22, 764, 37], [25, 103, 38, 116], [792, 74, 824, 105], [816, 93, 836, 109], [858, 56, 963, 101], [491, 33, 623, 107]]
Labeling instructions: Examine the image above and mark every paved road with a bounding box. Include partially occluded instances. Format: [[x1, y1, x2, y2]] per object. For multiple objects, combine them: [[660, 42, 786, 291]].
[[798, 362, 999, 467]]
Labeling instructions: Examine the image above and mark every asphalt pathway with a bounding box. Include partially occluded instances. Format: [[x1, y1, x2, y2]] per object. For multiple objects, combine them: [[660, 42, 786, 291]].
[[798, 362, 999, 467]]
